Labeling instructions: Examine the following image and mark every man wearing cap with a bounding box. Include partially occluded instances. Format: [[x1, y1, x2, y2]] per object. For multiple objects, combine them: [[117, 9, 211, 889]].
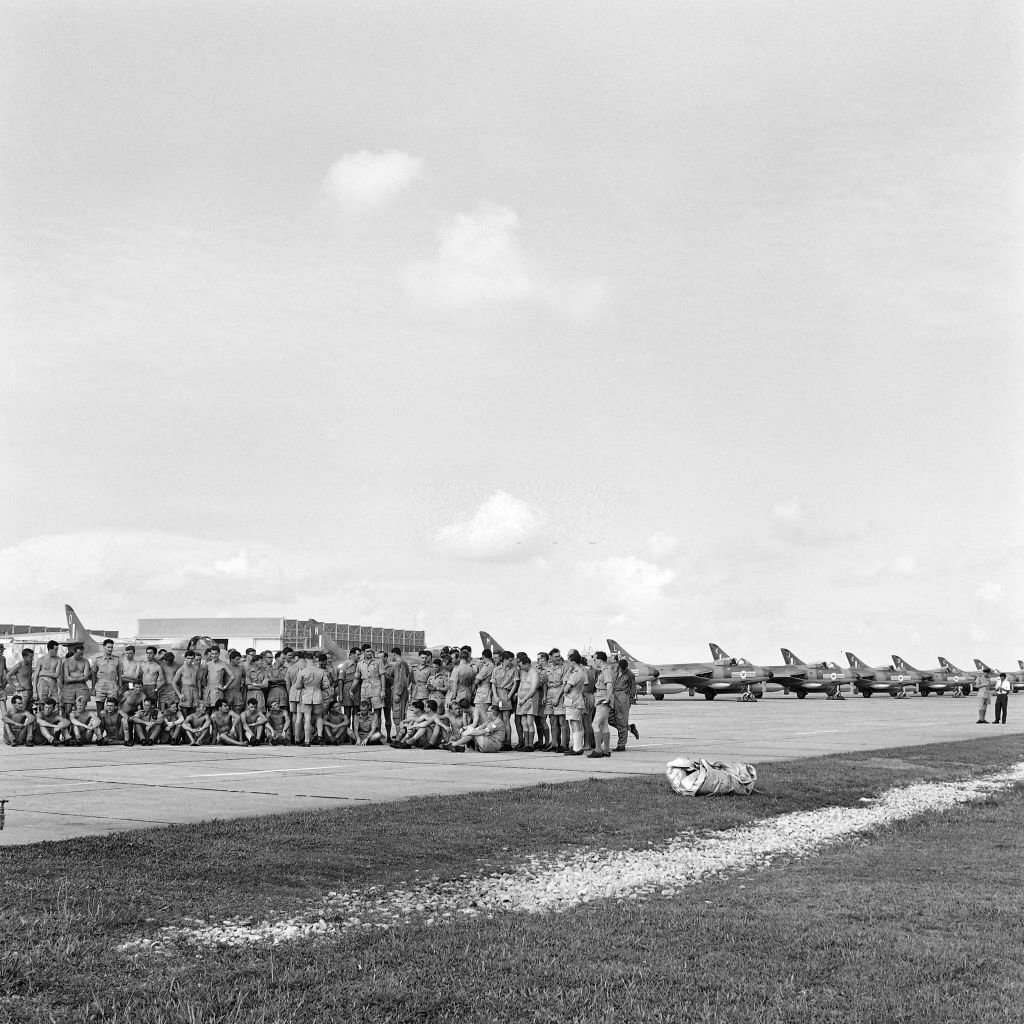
[[33, 641, 64, 706], [92, 639, 123, 709], [61, 644, 93, 717]]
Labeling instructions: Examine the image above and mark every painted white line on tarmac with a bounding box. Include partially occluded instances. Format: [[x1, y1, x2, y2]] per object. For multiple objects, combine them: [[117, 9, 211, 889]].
[[190, 764, 353, 778], [792, 729, 842, 736]]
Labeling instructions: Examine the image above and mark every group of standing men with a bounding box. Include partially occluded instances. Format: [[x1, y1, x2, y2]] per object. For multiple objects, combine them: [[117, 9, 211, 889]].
[[2, 639, 640, 756]]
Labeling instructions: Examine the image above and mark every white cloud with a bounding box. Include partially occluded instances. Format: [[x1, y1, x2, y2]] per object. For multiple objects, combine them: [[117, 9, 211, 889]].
[[435, 491, 545, 561], [403, 204, 606, 319], [771, 499, 804, 525], [647, 531, 680, 559], [975, 581, 1004, 604], [321, 150, 423, 213], [577, 556, 676, 607]]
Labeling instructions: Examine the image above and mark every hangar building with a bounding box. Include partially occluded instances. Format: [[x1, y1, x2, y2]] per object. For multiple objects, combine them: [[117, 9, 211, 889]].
[[136, 617, 425, 654]]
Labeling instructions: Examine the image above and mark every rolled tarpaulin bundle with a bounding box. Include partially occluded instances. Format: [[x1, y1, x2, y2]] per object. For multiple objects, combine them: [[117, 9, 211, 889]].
[[666, 758, 757, 796]]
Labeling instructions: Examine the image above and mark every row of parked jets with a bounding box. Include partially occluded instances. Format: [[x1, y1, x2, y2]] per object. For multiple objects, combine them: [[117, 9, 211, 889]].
[[479, 632, 1024, 701], [7, 609, 1018, 703]]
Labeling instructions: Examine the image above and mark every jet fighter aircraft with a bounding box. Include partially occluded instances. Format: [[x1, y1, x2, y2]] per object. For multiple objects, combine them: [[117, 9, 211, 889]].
[[890, 654, 954, 697], [845, 651, 923, 697], [774, 648, 854, 698], [608, 639, 773, 701]]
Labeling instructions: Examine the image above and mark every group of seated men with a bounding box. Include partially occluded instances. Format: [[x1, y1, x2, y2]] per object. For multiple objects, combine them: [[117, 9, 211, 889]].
[[2, 638, 639, 757]]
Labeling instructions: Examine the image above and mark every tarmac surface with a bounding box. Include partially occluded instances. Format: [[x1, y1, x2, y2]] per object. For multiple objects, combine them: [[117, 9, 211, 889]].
[[1, 692, 1019, 846]]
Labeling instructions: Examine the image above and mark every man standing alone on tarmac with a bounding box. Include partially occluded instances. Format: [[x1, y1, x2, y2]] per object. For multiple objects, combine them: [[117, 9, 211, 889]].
[[993, 672, 1011, 725]]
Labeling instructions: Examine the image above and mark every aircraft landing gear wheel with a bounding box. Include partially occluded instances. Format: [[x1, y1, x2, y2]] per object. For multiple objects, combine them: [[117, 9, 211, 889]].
[[861, 690, 872, 698], [796, 690, 807, 699], [704, 691, 716, 701], [653, 693, 664, 701]]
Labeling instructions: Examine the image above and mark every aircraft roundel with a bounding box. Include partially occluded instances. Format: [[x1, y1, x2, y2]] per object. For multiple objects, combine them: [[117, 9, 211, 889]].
[[739, 670, 747, 680], [829, 672, 837, 681], [895, 674, 905, 682]]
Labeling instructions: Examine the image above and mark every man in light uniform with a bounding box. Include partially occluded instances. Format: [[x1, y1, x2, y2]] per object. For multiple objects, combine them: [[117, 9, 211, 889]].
[[410, 650, 432, 704], [491, 650, 517, 749], [543, 648, 569, 752], [92, 639, 122, 709], [356, 649, 387, 741], [587, 651, 614, 758], [297, 653, 331, 746], [561, 650, 588, 756], [339, 647, 362, 731], [470, 648, 495, 728]]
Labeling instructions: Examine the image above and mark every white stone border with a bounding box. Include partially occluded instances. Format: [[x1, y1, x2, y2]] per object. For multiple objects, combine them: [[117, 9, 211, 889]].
[[120, 763, 1024, 953]]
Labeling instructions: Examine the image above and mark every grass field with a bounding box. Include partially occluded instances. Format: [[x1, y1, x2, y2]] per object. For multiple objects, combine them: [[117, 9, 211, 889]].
[[2, 736, 1022, 1023]]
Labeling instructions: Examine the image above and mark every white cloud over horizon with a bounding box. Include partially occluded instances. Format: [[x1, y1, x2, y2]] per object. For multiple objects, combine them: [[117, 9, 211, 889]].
[[403, 204, 606, 319], [434, 491, 546, 561], [577, 555, 677, 609], [321, 150, 423, 214]]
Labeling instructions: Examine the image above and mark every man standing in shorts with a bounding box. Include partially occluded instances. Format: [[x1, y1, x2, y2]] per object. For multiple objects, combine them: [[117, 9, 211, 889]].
[[411, 650, 432, 704], [266, 650, 289, 710], [223, 650, 247, 714], [173, 651, 203, 716], [139, 648, 165, 702], [120, 645, 142, 692], [33, 641, 64, 708], [543, 648, 569, 752], [491, 650, 517, 749], [92, 639, 122, 709], [514, 652, 540, 751], [588, 652, 614, 758], [61, 644, 93, 717], [297, 653, 330, 746], [562, 650, 587, 756], [356, 649, 386, 740], [339, 647, 361, 731], [7, 648, 35, 709]]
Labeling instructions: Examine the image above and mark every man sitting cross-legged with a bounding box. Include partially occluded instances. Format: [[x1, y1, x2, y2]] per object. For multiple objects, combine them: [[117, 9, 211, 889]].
[[35, 697, 72, 746], [233, 698, 268, 746], [181, 704, 212, 746], [322, 698, 353, 745], [160, 700, 186, 744], [209, 699, 241, 745], [95, 697, 128, 745], [69, 692, 102, 745], [129, 696, 164, 746], [265, 699, 291, 745], [448, 703, 507, 753]]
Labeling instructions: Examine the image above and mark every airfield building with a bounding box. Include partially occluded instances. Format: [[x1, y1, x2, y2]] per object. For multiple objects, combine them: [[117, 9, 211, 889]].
[[136, 617, 425, 654]]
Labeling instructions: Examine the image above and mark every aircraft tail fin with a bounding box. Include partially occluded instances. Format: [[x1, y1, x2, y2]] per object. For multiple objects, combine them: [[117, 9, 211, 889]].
[[709, 642, 730, 661], [1018, 660, 1023, 672], [606, 638, 639, 663], [938, 656, 960, 673], [845, 651, 869, 670], [780, 648, 805, 666], [479, 630, 507, 655], [891, 654, 916, 671], [64, 605, 102, 657], [974, 658, 993, 673]]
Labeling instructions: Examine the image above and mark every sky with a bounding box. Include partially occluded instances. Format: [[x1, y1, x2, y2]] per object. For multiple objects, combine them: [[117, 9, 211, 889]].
[[1, 0, 1021, 666]]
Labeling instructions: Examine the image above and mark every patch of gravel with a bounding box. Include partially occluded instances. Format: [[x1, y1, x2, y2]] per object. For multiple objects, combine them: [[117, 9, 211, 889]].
[[120, 762, 1024, 954]]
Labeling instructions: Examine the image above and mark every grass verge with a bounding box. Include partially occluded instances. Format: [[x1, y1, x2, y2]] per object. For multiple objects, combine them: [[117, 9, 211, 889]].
[[1, 735, 1022, 1023]]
